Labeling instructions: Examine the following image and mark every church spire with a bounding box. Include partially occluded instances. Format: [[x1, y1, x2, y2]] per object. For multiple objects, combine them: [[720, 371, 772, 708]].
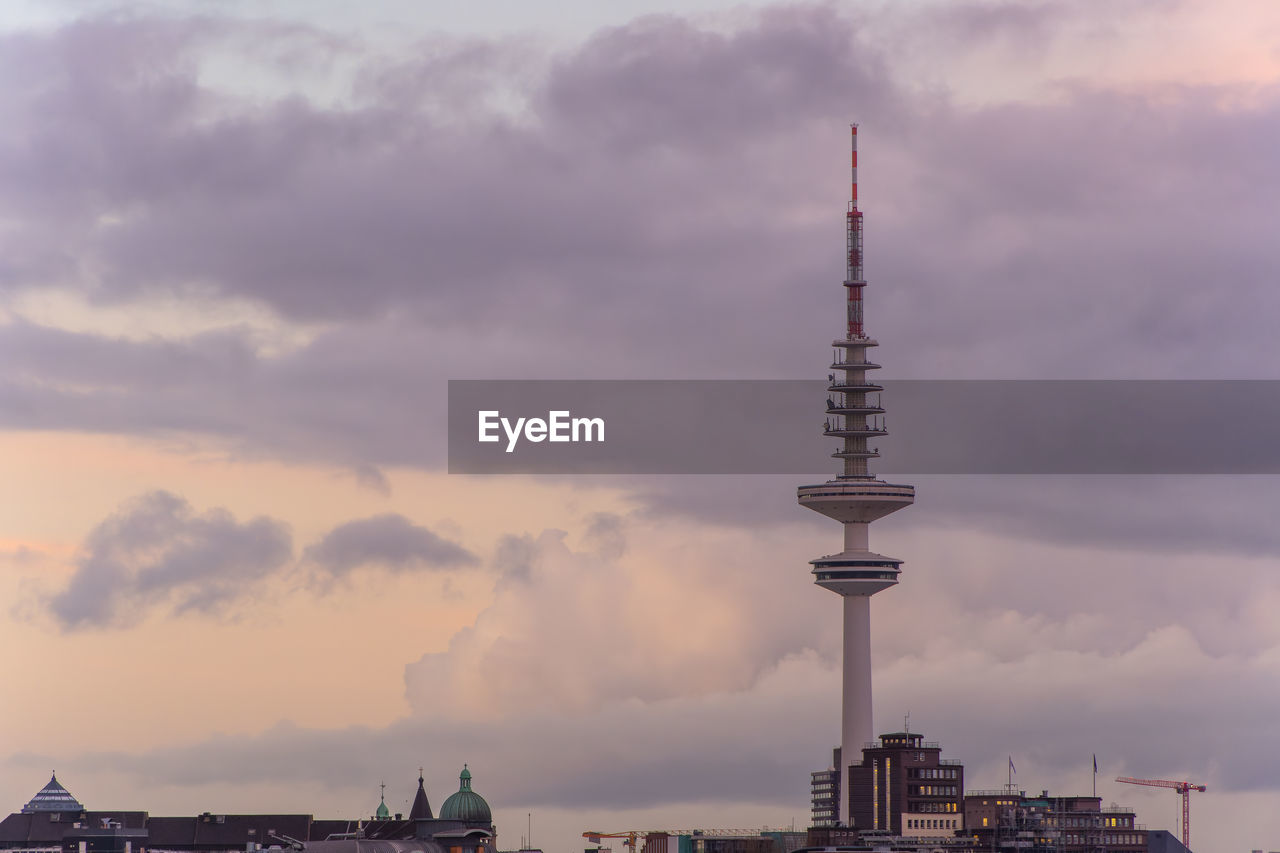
[[408, 768, 433, 820]]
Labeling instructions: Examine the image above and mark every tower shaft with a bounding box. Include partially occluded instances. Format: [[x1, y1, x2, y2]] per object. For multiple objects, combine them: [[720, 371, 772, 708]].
[[798, 125, 915, 827], [841, 594, 872, 772]]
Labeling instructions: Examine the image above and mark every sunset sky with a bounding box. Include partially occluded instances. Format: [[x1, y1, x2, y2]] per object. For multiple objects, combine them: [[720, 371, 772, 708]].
[[3, 2, 1280, 852]]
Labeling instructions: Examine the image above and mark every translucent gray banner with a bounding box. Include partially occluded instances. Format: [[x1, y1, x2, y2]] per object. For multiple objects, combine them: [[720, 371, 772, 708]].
[[447, 380, 1280, 475]]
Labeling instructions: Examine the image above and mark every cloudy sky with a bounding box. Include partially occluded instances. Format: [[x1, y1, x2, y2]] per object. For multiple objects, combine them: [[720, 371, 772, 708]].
[[2, 1, 1279, 851]]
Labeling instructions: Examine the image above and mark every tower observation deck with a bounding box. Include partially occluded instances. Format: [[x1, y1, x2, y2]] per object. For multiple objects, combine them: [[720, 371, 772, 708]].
[[797, 125, 915, 827]]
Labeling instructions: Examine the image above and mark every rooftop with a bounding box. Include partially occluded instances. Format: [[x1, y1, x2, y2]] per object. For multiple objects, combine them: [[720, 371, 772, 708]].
[[21, 775, 84, 814]]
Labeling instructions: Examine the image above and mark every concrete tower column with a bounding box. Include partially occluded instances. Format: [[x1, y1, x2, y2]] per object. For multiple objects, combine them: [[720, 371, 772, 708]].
[[843, 594, 873, 765]]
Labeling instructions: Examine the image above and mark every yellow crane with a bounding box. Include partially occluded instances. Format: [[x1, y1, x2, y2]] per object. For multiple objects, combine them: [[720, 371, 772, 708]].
[[584, 827, 794, 852], [583, 831, 646, 853]]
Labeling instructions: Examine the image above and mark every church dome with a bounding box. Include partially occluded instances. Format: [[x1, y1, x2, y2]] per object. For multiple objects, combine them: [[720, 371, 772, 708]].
[[438, 766, 490, 823]]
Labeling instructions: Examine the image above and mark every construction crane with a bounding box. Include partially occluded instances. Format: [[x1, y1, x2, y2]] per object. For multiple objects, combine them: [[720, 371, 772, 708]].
[[583, 828, 793, 853], [1115, 776, 1207, 850], [583, 831, 645, 853]]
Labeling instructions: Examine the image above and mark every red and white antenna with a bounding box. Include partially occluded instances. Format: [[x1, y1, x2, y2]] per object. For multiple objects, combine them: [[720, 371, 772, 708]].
[[850, 122, 859, 209], [845, 124, 866, 338]]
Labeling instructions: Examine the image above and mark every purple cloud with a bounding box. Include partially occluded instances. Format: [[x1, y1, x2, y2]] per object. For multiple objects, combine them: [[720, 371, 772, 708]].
[[48, 490, 292, 629], [304, 513, 477, 576]]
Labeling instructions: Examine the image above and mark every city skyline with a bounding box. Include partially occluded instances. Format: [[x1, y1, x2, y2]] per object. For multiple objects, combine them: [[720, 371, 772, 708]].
[[2, 2, 1280, 853]]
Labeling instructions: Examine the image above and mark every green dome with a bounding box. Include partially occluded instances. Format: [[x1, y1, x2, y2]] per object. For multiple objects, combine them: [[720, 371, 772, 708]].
[[439, 765, 491, 823], [375, 793, 390, 820]]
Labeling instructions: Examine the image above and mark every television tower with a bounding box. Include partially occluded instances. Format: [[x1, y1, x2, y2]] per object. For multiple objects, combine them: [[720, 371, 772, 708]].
[[798, 124, 915, 826]]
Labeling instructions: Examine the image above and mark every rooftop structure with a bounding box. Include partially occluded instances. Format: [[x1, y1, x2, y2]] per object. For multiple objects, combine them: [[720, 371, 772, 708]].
[[409, 770, 434, 821], [439, 766, 492, 824], [964, 789, 1147, 853], [20, 776, 83, 815], [798, 125, 914, 826], [2, 770, 496, 853], [375, 783, 391, 821]]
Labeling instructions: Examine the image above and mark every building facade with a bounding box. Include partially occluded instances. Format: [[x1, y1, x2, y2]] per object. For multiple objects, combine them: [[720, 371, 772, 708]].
[[809, 748, 840, 830], [846, 732, 964, 836], [963, 790, 1147, 853]]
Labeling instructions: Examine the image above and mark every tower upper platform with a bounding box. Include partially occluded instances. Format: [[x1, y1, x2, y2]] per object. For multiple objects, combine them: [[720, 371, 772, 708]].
[[797, 480, 914, 523]]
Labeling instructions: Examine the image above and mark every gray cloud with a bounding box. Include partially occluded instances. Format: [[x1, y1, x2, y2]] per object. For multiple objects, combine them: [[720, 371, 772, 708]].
[[13, 651, 837, 811], [903, 475, 1280, 559], [36, 630, 1280, 803], [0, 545, 42, 566], [23, 533, 1280, 806], [582, 512, 627, 559], [48, 491, 292, 629], [5, 6, 1265, 374], [304, 513, 477, 576], [0, 5, 1277, 475], [406, 526, 828, 717], [630, 472, 1280, 561], [492, 532, 538, 583], [6, 0, 1279, 659]]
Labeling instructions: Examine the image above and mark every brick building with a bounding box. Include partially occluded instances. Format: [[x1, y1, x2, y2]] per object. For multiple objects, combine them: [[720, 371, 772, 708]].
[[846, 731, 964, 836]]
